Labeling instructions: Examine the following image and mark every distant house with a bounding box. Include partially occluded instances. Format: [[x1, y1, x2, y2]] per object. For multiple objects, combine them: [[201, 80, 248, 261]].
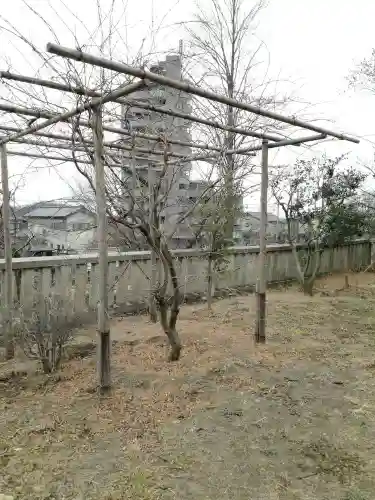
[[11, 203, 97, 254], [234, 211, 282, 244]]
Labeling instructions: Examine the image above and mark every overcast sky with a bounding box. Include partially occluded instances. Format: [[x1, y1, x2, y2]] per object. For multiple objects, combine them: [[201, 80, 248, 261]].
[[0, 0, 374, 209]]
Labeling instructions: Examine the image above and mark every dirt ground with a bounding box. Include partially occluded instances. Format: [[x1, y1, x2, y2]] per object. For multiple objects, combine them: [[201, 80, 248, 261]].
[[1, 272, 375, 500]]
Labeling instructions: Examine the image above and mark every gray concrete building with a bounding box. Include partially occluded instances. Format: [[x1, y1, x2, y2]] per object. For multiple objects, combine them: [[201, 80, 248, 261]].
[[118, 54, 208, 248]]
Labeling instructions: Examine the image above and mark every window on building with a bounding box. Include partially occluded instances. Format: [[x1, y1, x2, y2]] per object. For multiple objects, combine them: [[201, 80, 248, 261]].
[[51, 221, 65, 230], [72, 222, 91, 231]]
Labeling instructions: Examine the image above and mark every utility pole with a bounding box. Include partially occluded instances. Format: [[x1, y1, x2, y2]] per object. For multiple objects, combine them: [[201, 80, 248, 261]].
[[255, 140, 268, 344]]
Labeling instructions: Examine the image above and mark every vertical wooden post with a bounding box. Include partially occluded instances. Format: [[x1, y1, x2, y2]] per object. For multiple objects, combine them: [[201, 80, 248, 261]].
[[1, 145, 14, 359], [92, 106, 111, 391], [276, 202, 281, 242], [255, 140, 268, 344], [148, 164, 158, 323]]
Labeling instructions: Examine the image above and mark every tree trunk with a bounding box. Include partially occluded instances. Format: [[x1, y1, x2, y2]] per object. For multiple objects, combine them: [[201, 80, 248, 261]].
[[166, 323, 182, 362], [291, 241, 321, 296], [223, 0, 237, 242], [41, 359, 52, 374], [302, 280, 314, 296], [303, 248, 321, 296], [207, 254, 214, 310], [167, 329, 181, 361], [157, 245, 182, 361], [159, 301, 182, 361], [39, 346, 52, 374], [149, 249, 158, 323], [291, 243, 306, 290], [166, 260, 182, 361], [344, 274, 349, 289]]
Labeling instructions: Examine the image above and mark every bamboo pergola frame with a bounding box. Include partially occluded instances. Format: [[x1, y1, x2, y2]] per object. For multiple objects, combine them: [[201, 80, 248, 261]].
[[0, 42, 359, 389]]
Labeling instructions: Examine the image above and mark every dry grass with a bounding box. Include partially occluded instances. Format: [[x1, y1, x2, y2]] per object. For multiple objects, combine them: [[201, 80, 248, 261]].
[[1, 272, 375, 499]]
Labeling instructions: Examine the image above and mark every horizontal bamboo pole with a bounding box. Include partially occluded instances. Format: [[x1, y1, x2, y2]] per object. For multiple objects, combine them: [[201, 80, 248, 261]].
[[0, 70, 282, 143], [167, 133, 327, 166], [0, 79, 146, 145], [0, 109, 323, 167], [251, 133, 327, 151], [7, 150, 161, 178], [0, 103, 256, 159], [1, 135, 161, 164], [8, 150, 93, 163], [46, 43, 360, 144], [0, 71, 243, 154], [0, 126, 186, 159]]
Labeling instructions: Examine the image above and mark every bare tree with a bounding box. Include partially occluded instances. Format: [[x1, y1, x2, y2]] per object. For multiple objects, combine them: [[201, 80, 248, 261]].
[[73, 131, 217, 361], [185, 0, 295, 239]]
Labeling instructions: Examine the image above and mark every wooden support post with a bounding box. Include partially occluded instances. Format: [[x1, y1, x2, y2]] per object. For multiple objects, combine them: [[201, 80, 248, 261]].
[[255, 140, 268, 344], [1, 145, 14, 359], [148, 164, 158, 323], [92, 106, 111, 391]]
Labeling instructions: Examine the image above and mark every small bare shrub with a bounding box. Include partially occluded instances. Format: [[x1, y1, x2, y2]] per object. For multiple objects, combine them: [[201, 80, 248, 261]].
[[17, 294, 71, 373], [20, 327, 71, 373]]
